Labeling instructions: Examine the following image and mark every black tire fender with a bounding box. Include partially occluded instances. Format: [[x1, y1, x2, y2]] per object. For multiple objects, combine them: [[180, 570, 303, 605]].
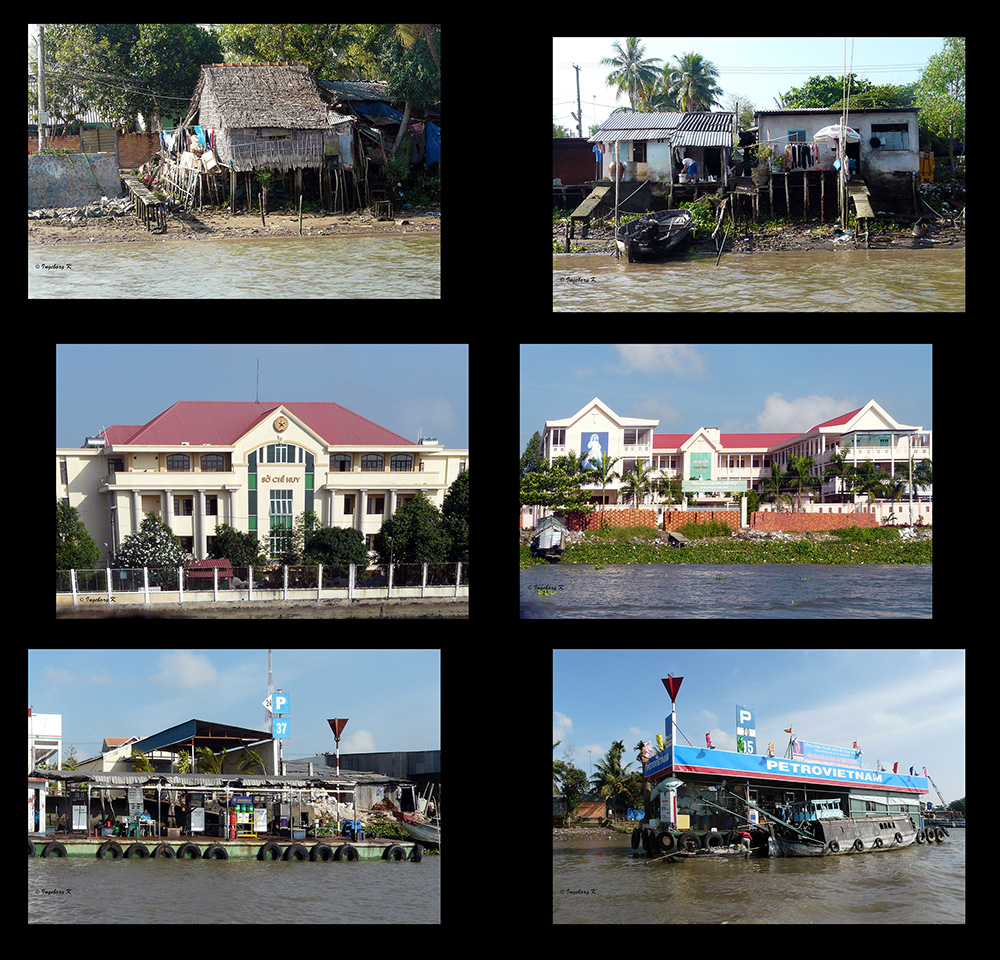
[[97, 840, 124, 859], [257, 841, 283, 861]]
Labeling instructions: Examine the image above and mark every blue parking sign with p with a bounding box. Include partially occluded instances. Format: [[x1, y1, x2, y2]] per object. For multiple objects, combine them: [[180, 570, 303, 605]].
[[273, 694, 290, 714]]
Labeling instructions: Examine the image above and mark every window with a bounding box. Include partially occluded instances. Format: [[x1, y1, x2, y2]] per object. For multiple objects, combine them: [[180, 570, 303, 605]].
[[167, 454, 190, 472], [269, 489, 293, 556], [871, 124, 909, 151]]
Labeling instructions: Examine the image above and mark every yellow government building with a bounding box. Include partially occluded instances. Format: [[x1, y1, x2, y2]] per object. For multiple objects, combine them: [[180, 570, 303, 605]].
[[57, 400, 468, 562]]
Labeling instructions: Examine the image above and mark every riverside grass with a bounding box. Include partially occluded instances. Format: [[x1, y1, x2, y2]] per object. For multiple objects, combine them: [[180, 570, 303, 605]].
[[521, 523, 931, 567]]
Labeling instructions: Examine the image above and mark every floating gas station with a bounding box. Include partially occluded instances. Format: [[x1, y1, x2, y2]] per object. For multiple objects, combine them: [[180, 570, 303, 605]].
[[636, 674, 932, 857]]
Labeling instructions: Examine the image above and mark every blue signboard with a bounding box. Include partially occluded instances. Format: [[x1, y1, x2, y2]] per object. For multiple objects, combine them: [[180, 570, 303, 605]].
[[736, 704, 756, 755], [645, 744, 929, 795], [272, 718, 290, 739], [272, 693, 290, 715]]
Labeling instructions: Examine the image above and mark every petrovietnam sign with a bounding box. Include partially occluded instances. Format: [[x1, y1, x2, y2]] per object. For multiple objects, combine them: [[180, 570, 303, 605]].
[[649, 744, 929, 795]]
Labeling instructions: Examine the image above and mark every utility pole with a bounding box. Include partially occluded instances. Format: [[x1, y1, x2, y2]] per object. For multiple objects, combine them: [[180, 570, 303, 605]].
[[37, 25, 47, 153], [572, 64, 583, 138]]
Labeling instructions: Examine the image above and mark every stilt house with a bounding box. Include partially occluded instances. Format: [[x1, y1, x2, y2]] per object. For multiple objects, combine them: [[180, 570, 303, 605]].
[[182, 62, 334, 174], [170, 61, 357, 210]]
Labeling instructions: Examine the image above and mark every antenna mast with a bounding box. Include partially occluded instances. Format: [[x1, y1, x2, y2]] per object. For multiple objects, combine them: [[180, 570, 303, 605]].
[[266, 649, 278, 774], [266, 648, 273, 727], [256, 358, 260, 403]]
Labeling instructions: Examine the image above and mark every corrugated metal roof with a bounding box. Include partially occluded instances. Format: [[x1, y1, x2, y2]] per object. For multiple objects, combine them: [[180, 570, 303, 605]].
[[590, 111, 734, 147], [31, 770, 358, 787], [589, 112, 682, 142]]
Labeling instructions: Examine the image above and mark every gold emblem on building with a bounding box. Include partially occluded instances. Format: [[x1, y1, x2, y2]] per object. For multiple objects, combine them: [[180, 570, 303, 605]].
[[273, 416, 289, 433]]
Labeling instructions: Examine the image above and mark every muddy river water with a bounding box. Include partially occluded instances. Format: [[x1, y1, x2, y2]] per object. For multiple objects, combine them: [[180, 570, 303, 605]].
[[553, 246, 964, 312]]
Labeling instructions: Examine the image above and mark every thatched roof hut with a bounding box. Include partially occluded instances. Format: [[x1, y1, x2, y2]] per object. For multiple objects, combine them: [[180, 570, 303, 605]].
[[182, 63, 336, 174]]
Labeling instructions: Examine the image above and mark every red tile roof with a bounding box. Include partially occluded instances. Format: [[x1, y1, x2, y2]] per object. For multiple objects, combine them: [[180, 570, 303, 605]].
[[654, 432, 799, 450], [94, 401, 412, 447], [808, 406, 863, 431]]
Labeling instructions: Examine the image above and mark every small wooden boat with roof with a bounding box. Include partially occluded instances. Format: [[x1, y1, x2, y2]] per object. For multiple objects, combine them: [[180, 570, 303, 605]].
[[615, 209, 694, 263]]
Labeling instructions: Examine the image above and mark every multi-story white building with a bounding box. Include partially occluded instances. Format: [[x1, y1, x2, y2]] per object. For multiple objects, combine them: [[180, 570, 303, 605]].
[[539, 396, 931, 506], [57, 401, 468, 562]]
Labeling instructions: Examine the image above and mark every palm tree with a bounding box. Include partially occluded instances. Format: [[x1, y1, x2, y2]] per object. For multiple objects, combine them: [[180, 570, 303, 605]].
[[601, 38, 663, 111], [662, 52, 724, 112]]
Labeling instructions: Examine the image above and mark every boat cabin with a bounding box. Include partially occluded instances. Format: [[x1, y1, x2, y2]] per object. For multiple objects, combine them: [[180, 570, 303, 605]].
[[788, 798, 846, 823]]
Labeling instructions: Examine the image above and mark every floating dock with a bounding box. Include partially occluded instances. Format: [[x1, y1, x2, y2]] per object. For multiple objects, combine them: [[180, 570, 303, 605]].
[[29, 835, 419, 862]]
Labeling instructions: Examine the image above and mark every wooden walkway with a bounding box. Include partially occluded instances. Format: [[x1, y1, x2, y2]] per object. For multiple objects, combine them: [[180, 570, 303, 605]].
[[847, 180, 874, 219], [122, 174, 166, 231]]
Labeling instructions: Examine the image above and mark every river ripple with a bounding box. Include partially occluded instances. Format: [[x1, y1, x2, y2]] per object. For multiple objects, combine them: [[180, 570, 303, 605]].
[[554, 247, 964, 312], [521, 563, 932, 618], [30, 234, 440, 299]]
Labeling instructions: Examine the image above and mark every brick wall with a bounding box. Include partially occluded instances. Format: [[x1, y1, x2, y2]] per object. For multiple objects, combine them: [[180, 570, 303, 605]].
[[29, 132, 160, 168], [563, 509, 657, 531], [750, 512, 877, 532], [662, 510, 740, 532]]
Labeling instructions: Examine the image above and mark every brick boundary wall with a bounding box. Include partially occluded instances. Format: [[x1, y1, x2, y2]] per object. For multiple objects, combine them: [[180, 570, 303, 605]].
[[750, 512, 878, 532], [561, 509, 878, 533], [563, 509, 657, 531], [663, 510, 740, 532]]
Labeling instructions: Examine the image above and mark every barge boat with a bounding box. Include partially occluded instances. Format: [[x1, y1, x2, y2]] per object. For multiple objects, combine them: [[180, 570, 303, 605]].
[[28, 834, 419, 861], [767, 798, 919, 856]]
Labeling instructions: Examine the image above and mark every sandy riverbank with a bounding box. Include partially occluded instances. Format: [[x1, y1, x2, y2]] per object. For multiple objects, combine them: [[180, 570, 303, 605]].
[[29, 206, 440, 247]]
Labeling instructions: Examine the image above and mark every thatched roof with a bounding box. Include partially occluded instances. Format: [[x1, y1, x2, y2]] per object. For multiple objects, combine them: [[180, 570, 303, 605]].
[[185, 62, 331, 130]]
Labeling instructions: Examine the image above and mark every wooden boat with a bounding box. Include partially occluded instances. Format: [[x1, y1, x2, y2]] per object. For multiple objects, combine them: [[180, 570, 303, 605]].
[[763, 798, 919, 857], [615, 209, 694, 263], [391, 810, 440, 846]]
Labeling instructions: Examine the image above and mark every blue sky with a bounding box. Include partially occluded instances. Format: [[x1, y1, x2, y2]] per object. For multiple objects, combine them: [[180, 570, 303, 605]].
[[553, 649, 965, 801], [520, 343, 932, 454], [553, 37, 947, 135], [29, 648, 439, 762], [56, 343, 468, 450]]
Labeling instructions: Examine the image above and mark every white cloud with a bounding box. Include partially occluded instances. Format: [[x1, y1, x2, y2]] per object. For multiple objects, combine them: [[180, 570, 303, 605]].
[[613, 344, 706, 377], [754, 392, 857, 432], [553, 710, 574, 743], [150, 650, 219, 689]]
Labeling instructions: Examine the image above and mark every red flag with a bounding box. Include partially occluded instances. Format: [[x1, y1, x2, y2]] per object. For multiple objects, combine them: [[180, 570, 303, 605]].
[[922, 766, 927, 778], [661, 674, 684, 701], [892, 762, 898, 773], [706, 732, 712, 748]]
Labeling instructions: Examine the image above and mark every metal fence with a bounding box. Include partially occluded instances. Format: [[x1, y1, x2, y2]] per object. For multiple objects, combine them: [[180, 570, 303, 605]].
[[57, 562, 467, 607]]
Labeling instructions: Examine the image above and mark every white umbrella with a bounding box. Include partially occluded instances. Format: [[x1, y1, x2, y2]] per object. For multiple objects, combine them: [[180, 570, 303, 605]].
[[814, 124, 860, 142]]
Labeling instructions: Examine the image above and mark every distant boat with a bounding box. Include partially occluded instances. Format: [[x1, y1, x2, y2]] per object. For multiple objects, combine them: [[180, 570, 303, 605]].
[[616, 209, 694, 263]]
